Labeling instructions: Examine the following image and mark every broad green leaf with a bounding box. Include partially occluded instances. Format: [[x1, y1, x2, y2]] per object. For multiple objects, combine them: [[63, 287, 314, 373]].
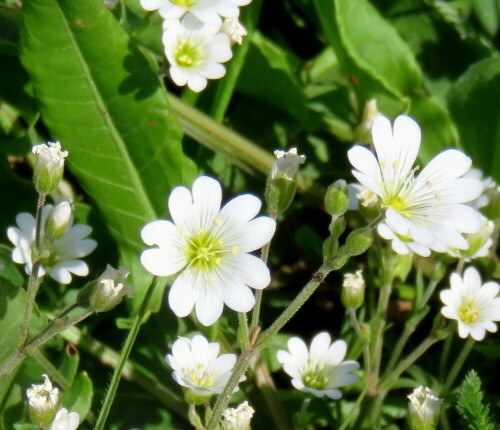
[[20, 0, 197, 312], [448, 57, 500, 181], [61, 372, 93, 420]]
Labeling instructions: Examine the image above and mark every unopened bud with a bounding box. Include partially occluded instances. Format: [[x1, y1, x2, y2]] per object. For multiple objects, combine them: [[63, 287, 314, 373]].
[[355, 99, 381, 144], [407, 386, 442, 430], [32, 141, 68, 195], [341, 270, 365, 309], [44, 201, 72, 242], [221, 18, 247, 45], [266, 148, 306, 216], [78, 265, 132, 312], [222, 401, 255, 430], [26, 374, 60, 428], [345, 227, 372, 256], [325, 180, 349, 216]]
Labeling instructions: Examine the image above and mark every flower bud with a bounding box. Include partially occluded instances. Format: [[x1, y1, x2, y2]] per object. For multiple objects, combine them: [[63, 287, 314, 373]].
[[325, 180, 349, 216], [222, 401, 255, 430], [407, 386, 442, 430], [221, 18, 247, 45], [266, 148, 306, 216], [44, 201, 72, 242], [355, 99, 381, 144], [26, 374, 60, 429], [78, 265, 132, 312], [341, 269, 365, 309], [32, 141, 68, 195], [345, 227, 372, 256]]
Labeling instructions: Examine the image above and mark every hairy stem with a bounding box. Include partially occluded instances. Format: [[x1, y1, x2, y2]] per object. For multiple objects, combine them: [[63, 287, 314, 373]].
[[349, 308, 370, 375]]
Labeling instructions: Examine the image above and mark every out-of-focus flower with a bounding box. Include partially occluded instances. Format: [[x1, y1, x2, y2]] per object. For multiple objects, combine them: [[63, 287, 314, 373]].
[[440, 267, 500, 341], [141, 176, 275, 326], [8, 205, 97, 284], [26, 374, 60, 428], [166, 334, 244, 404], [447, 216, 494, 261], [49, 408, 80, 430], [277, 332, 359, 399], [407, 386, 442, 430]]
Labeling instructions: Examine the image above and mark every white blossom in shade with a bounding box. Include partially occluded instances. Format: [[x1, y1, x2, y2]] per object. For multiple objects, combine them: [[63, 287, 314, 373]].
[[162, 18, 232, 92], [271, 148, 306, 180], [348, 114, 483, 255], [49, 408, 80, 430], [141, 0, 250, 26], [447, 216, 494, 261], [276, 332, 359, 399], [166, 335, 245, 401], [141, 175, 275, 326], [27, 374, 60, 426], [464, 169, 497, 209], [221, 18, 247, 45], [407, 386, 442, 430], [7, 205, 97, 284], [440, 267, 500, 341], [222, 401, 255, 430]]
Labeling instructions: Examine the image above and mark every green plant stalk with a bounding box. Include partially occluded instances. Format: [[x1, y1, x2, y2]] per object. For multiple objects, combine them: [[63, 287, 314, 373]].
[[367, 280, 393, 393], [250, 238, 273, 334], [419, 279, 440, 309], [210, 0, 263, 123], [94, 276, 158, 430], [378, 335, 439, 392], [439, 335, 453, 382], [238, 312, 250, 349], [349, 308, 370, 375], [441, 337, 475, 394], [338, 385, 369, 430]]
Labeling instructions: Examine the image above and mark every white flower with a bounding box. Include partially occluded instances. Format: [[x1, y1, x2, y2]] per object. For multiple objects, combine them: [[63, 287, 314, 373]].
[[7, 205, 97, 284], [27, 374, 60, 426], [464, 169, 496, 209], [440, 267, 500, 341], [222, 401, 254, 430], [162, 17, 232, 92], [89, 265, 133, 312], [407, 386, 442, 430], [141, 0, 250, 26], [348, 114, 483, 256], [347, 184, 378, 210], [221, 18, 247, 44], [166, 334, 244, 401], [341, 269, 365, 309], [141, 176, 275, 326], [32, 142, 68, 195], [271, 147, 306, 180], [277, 332, 359, 399], [447, 216, 494, 261], [49, 408, 80, 430]]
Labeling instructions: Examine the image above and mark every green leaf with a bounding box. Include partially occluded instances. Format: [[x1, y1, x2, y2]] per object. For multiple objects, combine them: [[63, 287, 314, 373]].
[[20, 0, 197, 312], [448, 57, 500, 181], [61, 372, 93, 420]]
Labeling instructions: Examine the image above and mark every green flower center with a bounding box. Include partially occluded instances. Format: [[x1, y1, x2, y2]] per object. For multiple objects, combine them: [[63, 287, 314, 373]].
[[174, 40, 204, 68], [170, 0, 196, 7], [386, 195, 408, 213], [458, 296, 479, 324], [186, 363, 216, 388], [302, 361, 330, 390], [185, 229, 226, 273]]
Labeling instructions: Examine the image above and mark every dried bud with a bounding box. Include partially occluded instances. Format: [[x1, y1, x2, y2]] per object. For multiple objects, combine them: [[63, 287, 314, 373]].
[[221, 18, 247, 45], [44, 201, 72, 242], [266, 148, 306, 216], [222, 401, 255, 430], [26, 374, 60, 428], [32, 141, 68, 195], [407, 386, 442, 430], [325, 180, 349, 216], [341, 269, 365, 309]]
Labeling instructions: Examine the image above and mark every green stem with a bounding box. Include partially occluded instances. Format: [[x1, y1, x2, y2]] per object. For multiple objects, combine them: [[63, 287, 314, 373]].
[[94, 277, 158, 430], [338, 385, 369, 430], [348, 308, 370, 375], [206, 350, 253, 430], [439, 335, 453, 382], [238, 312, 250, 349], [256, 264, 329, 348], [441, 337, 474, 394], [379, 336, 439, 392], [250, 237, 273, 334], [210, 0, 263, 123], [34, 194, 46, 250]]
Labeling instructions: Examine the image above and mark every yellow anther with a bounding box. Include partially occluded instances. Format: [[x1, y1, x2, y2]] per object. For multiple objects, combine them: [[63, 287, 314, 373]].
[[214, 218, 223, 227], [231, 246, 239, 255]]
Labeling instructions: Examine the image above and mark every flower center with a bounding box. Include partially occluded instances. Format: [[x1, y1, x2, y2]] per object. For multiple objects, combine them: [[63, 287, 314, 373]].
[[170, 0, 196, 7], [174, 40, 204, 68], [186, 363, 216, 388], [458, 296, 480, 324], [386, 195, 408, 212], [302, 361, 330, 390], [185, 229, 225, 273]]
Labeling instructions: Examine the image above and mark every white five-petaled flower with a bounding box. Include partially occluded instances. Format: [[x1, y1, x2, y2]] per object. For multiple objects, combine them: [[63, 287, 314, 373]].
[[49, 408, 80, 430], [7, 205, 97, 284], [141, 0, 250, 26], [440, 267, 500, 341], [166, 334, 244, 401], [162, 17, 232, 92], [348, 114, 483, 257], [141, 175, 276, 326], [27, 374, 60, 426], [407, 386, 442, 430], [277, 332, 359, 399], [222, 401, 255, 430]]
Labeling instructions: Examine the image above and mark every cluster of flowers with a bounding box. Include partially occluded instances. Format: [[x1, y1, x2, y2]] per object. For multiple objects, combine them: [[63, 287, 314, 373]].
[[140, 0, 251, 92]]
